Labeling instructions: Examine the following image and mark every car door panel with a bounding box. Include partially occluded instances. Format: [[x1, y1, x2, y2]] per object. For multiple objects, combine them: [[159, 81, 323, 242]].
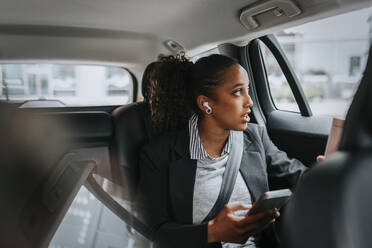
[[267, 110, 332, 166]]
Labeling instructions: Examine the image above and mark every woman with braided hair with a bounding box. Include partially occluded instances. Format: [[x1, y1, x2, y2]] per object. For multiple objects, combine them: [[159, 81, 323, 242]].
[[137, 53, 308, 248]]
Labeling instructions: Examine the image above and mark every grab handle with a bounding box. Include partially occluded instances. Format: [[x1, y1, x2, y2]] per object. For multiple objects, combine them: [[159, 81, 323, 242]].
[[240, 0, 301, 30]]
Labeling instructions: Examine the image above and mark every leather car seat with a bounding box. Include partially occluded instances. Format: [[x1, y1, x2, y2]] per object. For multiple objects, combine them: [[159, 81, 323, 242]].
[[111, 101, 153, 200], [110, 63, 157, 200], [280, 46, 372, 248]]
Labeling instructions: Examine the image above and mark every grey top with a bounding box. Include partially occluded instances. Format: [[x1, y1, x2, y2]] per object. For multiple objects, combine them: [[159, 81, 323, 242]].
[[189, 114, 256, 247]]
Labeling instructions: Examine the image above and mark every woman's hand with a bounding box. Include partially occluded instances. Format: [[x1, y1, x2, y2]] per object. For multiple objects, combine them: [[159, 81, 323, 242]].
[[207, 203, 279, 244]]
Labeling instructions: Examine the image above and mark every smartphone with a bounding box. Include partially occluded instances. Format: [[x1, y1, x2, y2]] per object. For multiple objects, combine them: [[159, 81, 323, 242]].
[[248, 189, 292, 215]]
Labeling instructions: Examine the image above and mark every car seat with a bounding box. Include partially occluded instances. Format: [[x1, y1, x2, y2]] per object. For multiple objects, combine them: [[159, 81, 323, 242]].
[[110, 101, 153, 200], [280, 46, 372, 248]]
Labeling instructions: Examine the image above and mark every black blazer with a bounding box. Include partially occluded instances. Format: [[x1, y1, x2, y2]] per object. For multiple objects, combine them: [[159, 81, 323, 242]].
[[137, 123, 307, 248]]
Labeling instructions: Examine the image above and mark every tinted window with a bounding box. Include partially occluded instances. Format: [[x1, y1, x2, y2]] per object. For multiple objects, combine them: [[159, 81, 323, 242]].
[[272, 7, 372, 117], [260, 41, 300, 113], [0, 64, 134, 106]]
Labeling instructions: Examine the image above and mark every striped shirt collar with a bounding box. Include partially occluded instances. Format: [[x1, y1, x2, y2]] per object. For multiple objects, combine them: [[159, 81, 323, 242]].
[[188, 114, 232, 160]]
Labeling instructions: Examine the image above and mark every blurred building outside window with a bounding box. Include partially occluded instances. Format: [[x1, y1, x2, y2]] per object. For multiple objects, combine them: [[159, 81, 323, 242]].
[[0, 64, 134, 106], [260, 41, 300, 113], [266, 7, 372, 117]]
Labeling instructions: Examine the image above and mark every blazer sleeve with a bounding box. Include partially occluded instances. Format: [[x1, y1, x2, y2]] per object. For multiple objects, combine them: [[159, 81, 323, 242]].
[[137, 147, 210, 248], [259, 126, 308, 190]]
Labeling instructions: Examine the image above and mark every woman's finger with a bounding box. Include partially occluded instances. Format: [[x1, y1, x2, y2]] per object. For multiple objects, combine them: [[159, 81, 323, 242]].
[[317, 155, 325, 162], [226, 203, 251, 213]]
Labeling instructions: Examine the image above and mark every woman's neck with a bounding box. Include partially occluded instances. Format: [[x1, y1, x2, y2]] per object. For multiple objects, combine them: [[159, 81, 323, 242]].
[[198, 116, 230, 158]]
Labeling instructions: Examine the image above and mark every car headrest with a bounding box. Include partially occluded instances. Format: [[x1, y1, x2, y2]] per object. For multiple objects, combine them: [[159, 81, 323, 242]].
[[339, 45, 372, 151], [111, 102, 153, 168]]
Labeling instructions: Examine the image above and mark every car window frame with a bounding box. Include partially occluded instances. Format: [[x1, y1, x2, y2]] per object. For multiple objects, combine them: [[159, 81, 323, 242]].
[[248, 35, 313, 117]]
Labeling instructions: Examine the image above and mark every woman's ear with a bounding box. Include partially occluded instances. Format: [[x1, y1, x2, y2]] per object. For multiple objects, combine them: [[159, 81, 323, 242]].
[[197, 95, 212, 114]]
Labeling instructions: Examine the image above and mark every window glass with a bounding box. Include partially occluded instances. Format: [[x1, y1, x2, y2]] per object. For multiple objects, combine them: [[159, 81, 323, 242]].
[[260, 41, 300, 112], [49, 186, 148, 248], [274, 7, 372, 117], [0, 64, 134, 106]]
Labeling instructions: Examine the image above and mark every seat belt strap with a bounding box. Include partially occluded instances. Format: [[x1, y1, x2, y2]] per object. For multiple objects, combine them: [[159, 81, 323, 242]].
[[85, 174, 153, 240], [202, 131, 244, 223]]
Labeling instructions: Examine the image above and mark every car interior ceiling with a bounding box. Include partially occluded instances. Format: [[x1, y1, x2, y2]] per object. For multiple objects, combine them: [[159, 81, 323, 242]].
[[0, 0, 370, 63]]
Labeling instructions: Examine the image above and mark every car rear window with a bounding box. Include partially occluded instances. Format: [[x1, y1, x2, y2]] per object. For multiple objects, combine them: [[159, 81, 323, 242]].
[[0, 64, 135, 107]]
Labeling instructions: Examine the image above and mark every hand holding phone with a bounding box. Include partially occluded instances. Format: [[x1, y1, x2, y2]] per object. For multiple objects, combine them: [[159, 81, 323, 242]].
[[247, 189, 292, 215]]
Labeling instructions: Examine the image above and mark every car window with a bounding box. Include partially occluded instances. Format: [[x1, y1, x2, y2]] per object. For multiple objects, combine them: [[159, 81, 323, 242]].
[[0, 64, 135, 107], [270, 7, 372, 117], [259, 41, 300, 113]]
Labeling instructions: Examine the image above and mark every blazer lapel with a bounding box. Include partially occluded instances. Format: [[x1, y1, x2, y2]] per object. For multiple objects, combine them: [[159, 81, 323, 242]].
[[169, 128, 197, 223], [239, 135, 269, 202]]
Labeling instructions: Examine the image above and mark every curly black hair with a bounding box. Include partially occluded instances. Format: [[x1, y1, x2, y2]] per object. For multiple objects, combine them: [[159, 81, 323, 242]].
[[141, 61, 161, 102], [147, 53, 239, 135], [147, 53, 193, 135]]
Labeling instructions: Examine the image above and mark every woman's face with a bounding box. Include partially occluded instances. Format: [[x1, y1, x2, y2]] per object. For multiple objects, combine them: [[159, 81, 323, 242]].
[[207, 64, 253, 131]]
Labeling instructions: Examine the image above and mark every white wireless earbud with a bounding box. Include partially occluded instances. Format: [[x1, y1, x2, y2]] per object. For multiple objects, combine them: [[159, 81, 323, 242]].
[[203, 102, 212, 114]]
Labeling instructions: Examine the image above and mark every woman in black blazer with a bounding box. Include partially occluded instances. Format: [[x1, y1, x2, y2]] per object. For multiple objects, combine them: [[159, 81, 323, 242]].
[[137, 54, 307, 248]]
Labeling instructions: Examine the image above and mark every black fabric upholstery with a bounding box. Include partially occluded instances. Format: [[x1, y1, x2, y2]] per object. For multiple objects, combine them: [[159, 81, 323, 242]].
[[42, 111, 113, 142], [111, 101, 153, 200], [280, 150, 372, 248], [280, 46, 372, 248]]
